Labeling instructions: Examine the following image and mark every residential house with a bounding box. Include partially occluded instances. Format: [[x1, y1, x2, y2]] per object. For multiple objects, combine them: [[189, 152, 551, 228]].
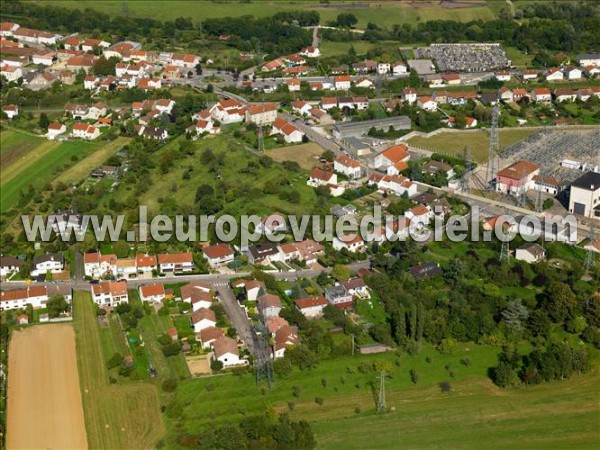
[[392, 61, 407, 75], [0, 256, 20, 278], [554, 88, 577, 102], [270, 117, 304, 143], [295, 296, 328, 318], [231, 279, 266, 301], [409, 262, 443, 280], [2, 104, 18, 119], [307, 167, 337, 187], [291, 100, 311, 116], [272, 325, 300, 359], [498, 87, 514, 103], [84, 252, 117, 278], [334, 75, 351, 91], [13, 27, 60, 45], [442, 73, 461, 85], [355, 77, 373, 89], [262, 59, 284, 72], [137, 77, 162, 90], [32, 52, 54, 66], [285, 78, 301, 92], [522, 69, 538, 81], [66, 55, 95, 73], [373, 144, 410, 170], [31, 253, 64, 277], [515, 243, 546, 263], [199, 326, 224, 349], [294, 239, 324, 265], [91, 281, 128, 307], [209, 99, 246, 124], [213, 336, 241, 367], [135, 254, 156, 276], [405, 204, 433, 229], [83, 75, 101, 90], [157, 252, 194, 274], [279, 243, 301, 262], [139, 283, 165, 303], [565, 66, 582, 80], [202, 243, 235, 269], [377, 62, 391, 74], [423, 160, 455, 179], [116, 258, 137, 279], [576, 53, 600, 67], [334, 155, 362, 179], [341, 278, 370, 299], [532, 88, 552, 103], [258, 293, 282, 318], [403, 87, 417, 104], [1, 65, 22, 82], [496, 160, 541, 196], [181, 282, 213, 310], [245, 103, 278, 125], [300, 46, 320, 58], [417, 96, 437, 111], [333, 233, 365, 252], [72, 123, 100, 140], [495, 71, 511, 81], [191, 308, 217, 333], [324, 284, 353, 309], [320, 97, 338, 110], [246, 243, 281, 266], [1, 285, 72, 311], [546, 67, 564, 82]]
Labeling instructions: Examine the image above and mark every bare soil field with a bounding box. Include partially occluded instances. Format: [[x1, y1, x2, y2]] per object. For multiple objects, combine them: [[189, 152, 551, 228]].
[[268, 142, 324, 169], [6, 324, 87, 450], [186, 354, 211, 376]]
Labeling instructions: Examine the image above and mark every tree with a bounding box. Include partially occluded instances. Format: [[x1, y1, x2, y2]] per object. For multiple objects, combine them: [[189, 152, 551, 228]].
[[113, 241, 130, 258], [38, 113, 49, 129], [336, 13, 358, 28], [331, 264, 352, 281], [544, 281, 577, 324], [501, 299, 529, 332], [47, 295, 69, 318], [322, 150, 335, 162]]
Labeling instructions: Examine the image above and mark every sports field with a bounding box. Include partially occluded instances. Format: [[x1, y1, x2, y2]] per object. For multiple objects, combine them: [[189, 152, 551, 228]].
[[0, 130, 103, 213], [31, 0, 498, 27], [6, 324, 88, 450], [406, 128, 537, 163], [73, 292, 165, 449]]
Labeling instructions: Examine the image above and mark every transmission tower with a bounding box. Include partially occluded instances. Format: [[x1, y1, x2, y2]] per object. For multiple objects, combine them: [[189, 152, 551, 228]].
[[376, 371, 386, 413], [257, 125, 264, 153], [535, 167, 545, 213], [486, 102, 500, 191], [254, 312, 273, 388], [500, 239, 510, 263], [460, 146, 472, 193], [584, 225, 596, 274]]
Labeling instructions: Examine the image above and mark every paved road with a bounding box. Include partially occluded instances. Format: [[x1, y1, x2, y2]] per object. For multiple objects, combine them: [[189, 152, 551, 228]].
[[213, 283, 255, 353], [278, 111, 343, 154]]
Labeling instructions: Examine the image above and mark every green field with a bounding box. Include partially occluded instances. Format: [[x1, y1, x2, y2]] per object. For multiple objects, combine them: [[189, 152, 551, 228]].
[[29, 0, 498, 27], [406, 128, 537, 163], [72, 292, 164, 449], [0, 132, 103, 213]]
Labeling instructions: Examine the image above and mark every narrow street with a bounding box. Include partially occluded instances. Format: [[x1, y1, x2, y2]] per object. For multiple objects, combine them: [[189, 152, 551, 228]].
[[214, 283, 255, 354]]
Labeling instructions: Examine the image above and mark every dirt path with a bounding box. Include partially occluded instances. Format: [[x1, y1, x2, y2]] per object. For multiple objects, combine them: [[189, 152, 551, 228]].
[[6, 324, 88, 450]]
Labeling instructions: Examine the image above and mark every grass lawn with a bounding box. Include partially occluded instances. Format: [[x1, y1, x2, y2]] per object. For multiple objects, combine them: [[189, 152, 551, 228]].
[[98, 313, 131, 362], [320, 40, 381, 58], [0, 128, 46, 168], [72, 292, 164, 449], [54, 137, 130, 185], [32, 1, 498, 27], [137, 314, 191, 380], [406, 128, 537, 163], [504, 46, 534, 68], [0, 137, 102, 213]]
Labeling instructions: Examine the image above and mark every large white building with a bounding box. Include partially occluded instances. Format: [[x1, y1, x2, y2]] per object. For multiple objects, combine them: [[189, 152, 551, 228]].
[[569, 172, 600, 218]]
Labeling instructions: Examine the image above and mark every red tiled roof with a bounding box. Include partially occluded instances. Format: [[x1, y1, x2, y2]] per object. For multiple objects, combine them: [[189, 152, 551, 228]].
[[140, 283, 165, 297], [202, 243, 234, 259], [497, 160, 540, 180], [157, 252, 193, 264], [295, 296, 327, 309]]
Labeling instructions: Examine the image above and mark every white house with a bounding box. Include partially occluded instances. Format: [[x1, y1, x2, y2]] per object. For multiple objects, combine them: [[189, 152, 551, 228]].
[[373, 144, 410, 170], [209, 99, 246, 124], [0, 256, 20, 278], [2, 104, 18, 119], [576, 53, 600, 67], [295, 296, 328, 319], [308, 167, 337, 187], [139, 283, 166, 303], [403, 87, 417, 104], [135, 254, 156, 276], [157, 252, 194, 274], [417, 96, 437, 111], [273, 325, 300, 359], [1, 65, 22, 82], [291, 100, 311, 116], [334, 155, 362, 179], [341, 277, 370, 299], [191, 307, 217, 333], [213, 336, 242, 367], [32, 52, 54, 66], [515, 243, 546, 263], [271, 117, 304, 143], [202, 243, 235, 269], [181, 282, 213, 307], [285, 78, 301, 92], [377, 62, 391, 74], [84, 252, 117, 278], [334, 75, 351, 91], [565, 67, 582, 80], [333, 233, 365, 252], [1, 285, 72, 311], [405, 204, 433, 229], [245, 103, 278, 125], [495, 71, 511, 82], [355, 77, 373, 89], [546, 67, 564, 81], [258, 293, 282, 318], [199, 326, 224, 349], [568, 171, 600, 218], [392, 61, 407, 75], [31, 253, 64, 277], [300, 46, 320, 58], [72, 123, 100, 140], [116, 258, 137, 279], [532, 88, 552, 103], [91, 281, 128, 307], [231, 279, 266, 301]]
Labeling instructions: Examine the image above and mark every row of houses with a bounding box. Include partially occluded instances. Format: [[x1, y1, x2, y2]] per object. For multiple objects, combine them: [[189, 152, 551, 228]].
[[83, 251, 194, 278], [0, 285, 72, 311]]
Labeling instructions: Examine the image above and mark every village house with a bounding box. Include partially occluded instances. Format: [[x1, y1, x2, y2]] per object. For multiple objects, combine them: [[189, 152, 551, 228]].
[[258, 293, 282, 318], [13, 27, 61, 45], [294, 239, 324, 265], [1, 65, 22, 82], [553, 88, 577, 102], [135, 254, 156, 276], [181, 282, 213, 308], [213, 336, 242, 367], [157, 252, 194, 274], [2, 104, 18, 119], [1, 285, 72, 311], [72, 123, 100, 140], [515, 243, 546, 263], [392, 61, 408, 75], [270, 117, 304, 143], [246, 243, 281, 266], [285, 77, 301, 92], [373, 144, 410, 170], [334, 75, 351, 90], [546, 67, 564, 82], [139, 283, 165, 303], [32, 52, 54, 66], [84, 252, 117, 278], [423, 160, 455, 179], [325, 284, 353, 309], [262, 59, 284, 72], [495, 71, 511, 81], [565, 66, 582, 80], [31, 253, 64, 277], [417, 96, 437, 111], [291, 100, 311, 116], [333, 233, 365, 253], [295, 296, 328, 319], [272, 325, 300, 359], [191, 308, 217, 333], [66, 54, 95, 73], [405, 204, 433, 229], [307, 167, 337, 188], [498, 87, 514, 103], [355, 77, 374, 89], [377, 62, 391, 74], [0, 256, 20, 278], [496, 160, 541, 196], [199, 326, 224, 349], [210, 99, 246, 124], [532, 88, 552, 103], [568, 171, 600, 218], [245, 103, 278, 125], [300, 46, 320, 58], [334, 155, 362, 179], [0, 22, 20, 37], [231, 279, 266, 301], [202, 243, 235, 269], [576, 53, 600, 67], [171, 53, 200, 69], [341, 277, 370, 299], [137, 77, 162, 90], [91, 281, 128, 307], [116, 258, 137, 279]]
